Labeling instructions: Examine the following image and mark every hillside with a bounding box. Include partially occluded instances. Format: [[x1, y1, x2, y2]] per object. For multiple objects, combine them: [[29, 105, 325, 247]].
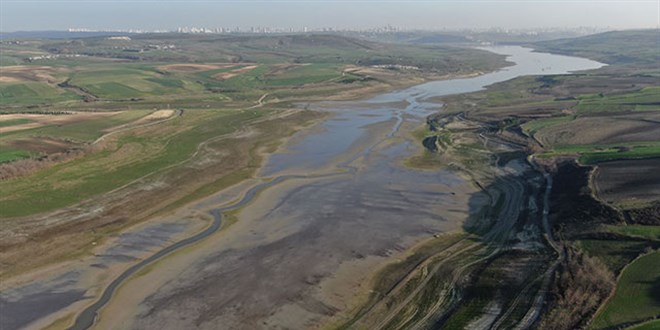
[[1, 33, 506, 73], [533, 29, 660, 65]]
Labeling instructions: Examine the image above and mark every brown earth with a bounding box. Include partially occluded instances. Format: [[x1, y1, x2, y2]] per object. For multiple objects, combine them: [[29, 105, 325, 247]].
[[263, 63, 307, 77], [212, 65, 258, 80], [593, 158, 660, 207], [0, 112, 119, 134], [536, 112, 660, 146], [156, 63, 236, 72], [0, 65, 70, 84], [9, 138, 73, 154]]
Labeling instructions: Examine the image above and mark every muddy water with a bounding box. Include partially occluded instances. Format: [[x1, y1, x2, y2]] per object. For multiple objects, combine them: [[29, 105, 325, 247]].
[[117, 47, 604, 329], [0, 47, 604, 330]]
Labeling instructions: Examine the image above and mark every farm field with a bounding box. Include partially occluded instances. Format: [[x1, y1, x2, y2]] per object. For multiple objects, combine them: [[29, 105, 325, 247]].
[[0, 109, 258, 217], [0, 111, 150, 163], [591, 251, 660, 329], [593, 158, 660, 207], [0, 81, 79, 105]]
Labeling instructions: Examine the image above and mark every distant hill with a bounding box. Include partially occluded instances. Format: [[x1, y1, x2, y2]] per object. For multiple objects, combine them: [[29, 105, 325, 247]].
[[0, 30, 135, 40], [533, 29, 660, 65], [27, 33, 506, 73]]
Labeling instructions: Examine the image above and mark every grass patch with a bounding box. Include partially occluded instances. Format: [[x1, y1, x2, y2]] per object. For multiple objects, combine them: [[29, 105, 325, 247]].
[[0, 149, 32, 163], [576, 87, 660, 114], [264, 63, 342, 86], [521, 115, 574, 136]]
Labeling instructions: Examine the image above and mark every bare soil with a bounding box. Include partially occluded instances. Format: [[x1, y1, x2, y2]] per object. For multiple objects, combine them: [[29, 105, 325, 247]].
[[0, 66, 70, 84], [593, 158, 660, 207], [212, 65, 258, 80], [156, 63, 236, 72], [536, 112, 660, 146], [9, 138, 72, 154]]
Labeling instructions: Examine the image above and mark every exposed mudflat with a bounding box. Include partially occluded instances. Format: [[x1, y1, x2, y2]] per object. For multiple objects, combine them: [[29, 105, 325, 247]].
[[87, 97, 482, 329], [0, 216, 206, 330], [92, 47, 603, 329], [122, 138, 475, 329]]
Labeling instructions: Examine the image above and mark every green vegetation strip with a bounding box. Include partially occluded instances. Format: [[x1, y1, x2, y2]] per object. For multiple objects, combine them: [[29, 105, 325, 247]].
[[0, 149, 32, 163], [626, 319, 660, 330], [539, 142, 660, 165], [576, 87, 660, 113], [605, 225, 660, 241]]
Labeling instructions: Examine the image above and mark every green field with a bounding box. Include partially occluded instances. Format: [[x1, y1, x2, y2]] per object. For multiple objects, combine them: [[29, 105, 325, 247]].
[[575, 87, 660, 113], [263, 63, 343, 86], [592, 251, 660, 329], [0, 82, 79, 105], [68, 68, 200, 99], [521, 115, 574, 136]]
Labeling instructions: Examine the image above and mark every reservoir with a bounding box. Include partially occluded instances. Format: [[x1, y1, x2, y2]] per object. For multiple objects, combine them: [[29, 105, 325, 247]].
[[3, 46, 605, 330]]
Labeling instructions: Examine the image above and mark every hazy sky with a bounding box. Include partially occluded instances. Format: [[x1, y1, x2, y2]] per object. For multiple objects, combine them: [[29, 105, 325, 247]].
[[1, 0, 658, 32]]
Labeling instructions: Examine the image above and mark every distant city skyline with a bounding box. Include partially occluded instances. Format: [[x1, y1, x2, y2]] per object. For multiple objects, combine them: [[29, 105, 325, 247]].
[[1, 0, 658, 32]]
